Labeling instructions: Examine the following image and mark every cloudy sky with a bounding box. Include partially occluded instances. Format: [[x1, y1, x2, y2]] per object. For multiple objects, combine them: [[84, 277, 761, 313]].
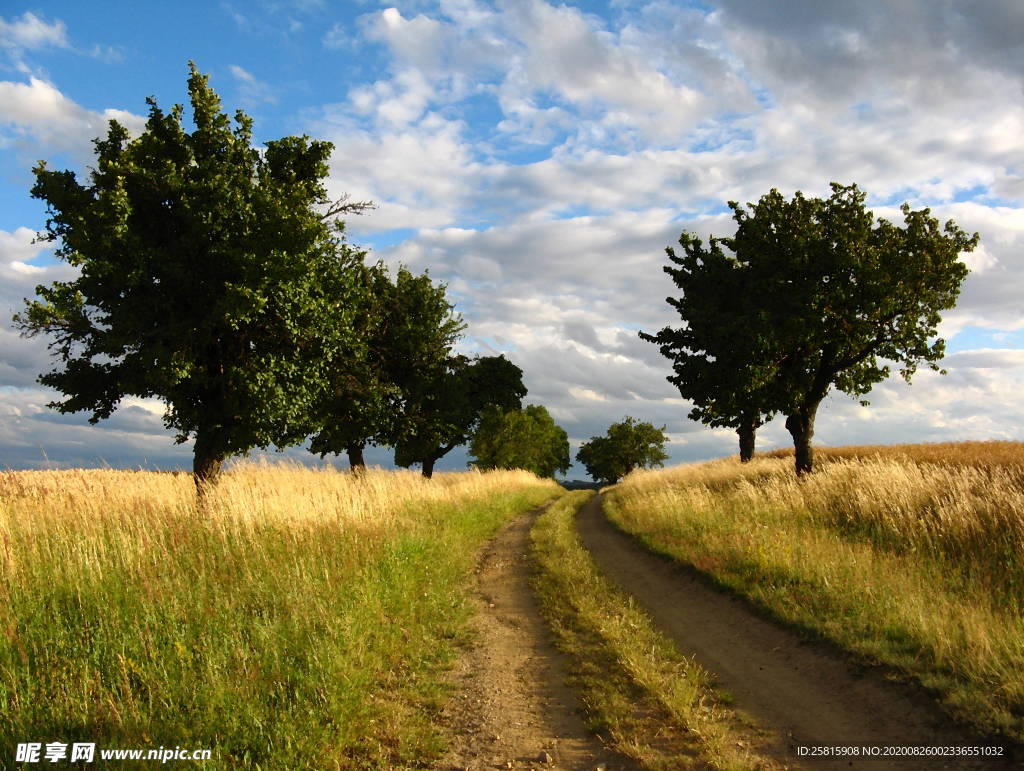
[[2, 1, 1023, 476]]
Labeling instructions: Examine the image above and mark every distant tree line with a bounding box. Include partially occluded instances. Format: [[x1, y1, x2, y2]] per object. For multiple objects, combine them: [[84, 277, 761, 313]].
[[643, 183, 978, 475], [15, 64, 560, 491]]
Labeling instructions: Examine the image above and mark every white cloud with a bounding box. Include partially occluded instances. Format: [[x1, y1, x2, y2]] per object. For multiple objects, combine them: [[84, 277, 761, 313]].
[[363, 8, 450, 73], [0, 12, 68, 52], [960, 243, 999, 274], [0, 228, 78, 388], [316, 100, 484, 230], [0, 77, 146, 157], [500, 0, 711, 140], [0, 227, 44, 264]]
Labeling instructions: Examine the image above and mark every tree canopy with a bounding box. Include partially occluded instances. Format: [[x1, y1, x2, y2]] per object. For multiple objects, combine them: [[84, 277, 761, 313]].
[[575, 416, 668, 485], [640, 231, 778, 462], [308, 263, 463, 471], [394, 355, 527, 477], [15, 63, 369, 490], [469, 404, 570, 478], [733, 184, 976, 475], [645, 182, 977, 475]]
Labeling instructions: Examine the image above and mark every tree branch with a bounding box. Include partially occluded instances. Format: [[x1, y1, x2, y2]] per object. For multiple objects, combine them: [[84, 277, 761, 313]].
[[322, 192, 377, 221]]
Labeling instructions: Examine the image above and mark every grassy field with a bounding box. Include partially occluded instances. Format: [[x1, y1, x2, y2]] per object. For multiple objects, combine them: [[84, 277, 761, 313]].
[[530, 491, 774, 770], [604, 444, 1024, 745], [0, 461, 560, 769], [763, 439, 1024, 469]]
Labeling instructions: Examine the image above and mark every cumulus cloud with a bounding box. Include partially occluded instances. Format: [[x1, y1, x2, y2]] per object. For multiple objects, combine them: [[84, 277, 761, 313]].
[[498, 0, 714, 141], [0, 388, 194, 470], [0, 228, 72, 387], [0, 77, 146, 160]]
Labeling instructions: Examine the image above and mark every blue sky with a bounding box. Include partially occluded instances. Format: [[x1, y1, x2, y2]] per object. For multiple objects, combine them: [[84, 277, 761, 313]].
[[3, 1, 1024, 475]]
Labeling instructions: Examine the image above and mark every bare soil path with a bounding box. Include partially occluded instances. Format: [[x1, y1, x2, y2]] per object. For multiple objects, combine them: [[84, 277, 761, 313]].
[[434, 503, 639, 771], [576, 494, 1012, 771]]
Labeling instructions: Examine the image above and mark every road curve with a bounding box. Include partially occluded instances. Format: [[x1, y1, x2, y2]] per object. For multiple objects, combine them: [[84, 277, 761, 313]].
[[575, 494, 1010, 771]]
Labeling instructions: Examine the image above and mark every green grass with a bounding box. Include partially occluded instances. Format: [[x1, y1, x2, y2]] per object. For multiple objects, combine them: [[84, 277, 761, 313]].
[[0, 466, 559, 769], [529, 491, 773, 771]]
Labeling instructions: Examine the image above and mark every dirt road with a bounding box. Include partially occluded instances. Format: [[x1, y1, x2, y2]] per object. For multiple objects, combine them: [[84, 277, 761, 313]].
[[575, 494, 1010, 771], [436, 504, 638, 771]]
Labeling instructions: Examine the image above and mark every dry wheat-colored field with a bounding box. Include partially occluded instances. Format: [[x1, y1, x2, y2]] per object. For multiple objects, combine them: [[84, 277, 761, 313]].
[[605, 445, 1024, 743], [0, 461, 560, 769], [764, 439, 1024, 469]]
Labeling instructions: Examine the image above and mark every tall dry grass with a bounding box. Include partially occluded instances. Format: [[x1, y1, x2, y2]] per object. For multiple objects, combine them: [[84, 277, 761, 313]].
[[0, 461, 559, 769], [606, 451, 1024, 743], [763, 439, 1024, 470]]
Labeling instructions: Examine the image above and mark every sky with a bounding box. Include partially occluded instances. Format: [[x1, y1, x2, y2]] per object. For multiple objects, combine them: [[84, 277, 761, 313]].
[[2, 1, 1024, 477]]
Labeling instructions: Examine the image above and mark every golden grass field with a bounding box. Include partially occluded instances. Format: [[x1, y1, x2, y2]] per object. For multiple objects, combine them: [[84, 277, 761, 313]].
[[764, 439, 1024, 469], [605, 442, 1024, 744], [0, 461, 560, 769]]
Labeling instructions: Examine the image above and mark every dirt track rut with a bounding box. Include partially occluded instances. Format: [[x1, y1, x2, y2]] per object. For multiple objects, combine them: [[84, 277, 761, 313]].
[[435, 504, 638, 771], [576, 494, 1010, 771]]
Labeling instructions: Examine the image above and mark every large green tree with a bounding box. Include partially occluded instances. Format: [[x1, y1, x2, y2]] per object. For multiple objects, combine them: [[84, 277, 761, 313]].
[[395, 355, 527, 478], [469, 404, 570, 478], [575, 416, 668, 485], [15, 63, 369, 491], [640, 231, 778, 462], [731, 183, 978, 475], [308, 263, 463, 471]]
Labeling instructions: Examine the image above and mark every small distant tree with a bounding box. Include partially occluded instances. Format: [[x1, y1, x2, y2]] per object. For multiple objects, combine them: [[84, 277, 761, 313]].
[[730, 184, 977, 475], [309, 264, 463, 471], [14, 63, 370, 494], [576, 416, 668, 485], [469, 404, 570, 478], [640, 231, 778, 462], [395, 355, 527, 478]]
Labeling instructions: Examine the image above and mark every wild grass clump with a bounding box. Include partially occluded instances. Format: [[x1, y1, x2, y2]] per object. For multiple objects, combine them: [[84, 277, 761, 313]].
[[0, 461, 559, 769], [606, 452, 1024, 743], [530, 491, 773, 770]]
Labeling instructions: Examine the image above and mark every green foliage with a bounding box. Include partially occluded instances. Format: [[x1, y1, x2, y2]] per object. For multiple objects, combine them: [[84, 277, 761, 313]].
[[576, 416, 668, 485], [640, 231, 778, 461], [395, 355, 528, 477], [469, 404, 571, 478], [308, 264, 464, 468], [645, 182, 978, 475], [14, 63, 368, 485], [729, 183, 977, 474]]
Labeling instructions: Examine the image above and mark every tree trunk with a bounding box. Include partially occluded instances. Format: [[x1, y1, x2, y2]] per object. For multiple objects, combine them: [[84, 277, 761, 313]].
[[785, 401, 820, 477], [422, 440, 461, 479], [347, 443, 366, 475], [738, 420, 757, 463], [193, 431, 226, 503]]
